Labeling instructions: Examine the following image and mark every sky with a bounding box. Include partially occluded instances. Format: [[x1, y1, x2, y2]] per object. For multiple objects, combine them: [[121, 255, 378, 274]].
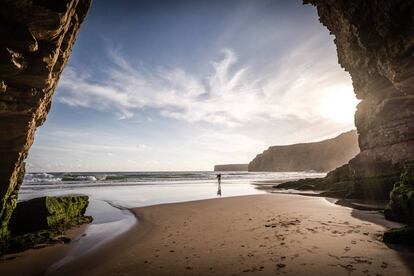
[[26, 0, 359, 172]]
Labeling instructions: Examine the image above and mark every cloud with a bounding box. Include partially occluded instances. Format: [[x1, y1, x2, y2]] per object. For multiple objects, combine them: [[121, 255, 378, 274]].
[[187, 131, 267, 154], [57, 41, 355, 127]]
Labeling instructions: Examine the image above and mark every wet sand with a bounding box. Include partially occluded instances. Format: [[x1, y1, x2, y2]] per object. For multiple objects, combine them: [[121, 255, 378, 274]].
[[0, 225, 88, 275], [50, 194, 414, 275]]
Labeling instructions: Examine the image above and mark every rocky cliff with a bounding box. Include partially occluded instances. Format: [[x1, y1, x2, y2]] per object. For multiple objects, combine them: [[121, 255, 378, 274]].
[[281, 1, 414, 205], [0, 0, 91, 239], [249, 130, 359, 172]]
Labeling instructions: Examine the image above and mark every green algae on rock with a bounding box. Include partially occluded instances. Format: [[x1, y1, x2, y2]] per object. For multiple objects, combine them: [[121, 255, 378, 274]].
[[384, 161, 414, 224], [0, 163, 25, 239], [0, 195, 92, 255], [9, 195, 91, 235]]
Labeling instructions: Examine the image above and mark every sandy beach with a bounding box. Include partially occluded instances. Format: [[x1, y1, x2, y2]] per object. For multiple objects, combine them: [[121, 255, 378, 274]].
[[22, 194, 409, 276], [0, 225, 88, 275]]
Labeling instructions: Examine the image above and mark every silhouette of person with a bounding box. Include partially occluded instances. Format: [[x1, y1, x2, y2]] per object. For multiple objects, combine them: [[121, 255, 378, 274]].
[[216, 174, 222, 196], [217, 173, 221, 185]]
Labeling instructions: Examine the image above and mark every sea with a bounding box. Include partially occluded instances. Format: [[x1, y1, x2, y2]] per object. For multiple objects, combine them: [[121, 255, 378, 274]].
[[20, 171, 325, 270]]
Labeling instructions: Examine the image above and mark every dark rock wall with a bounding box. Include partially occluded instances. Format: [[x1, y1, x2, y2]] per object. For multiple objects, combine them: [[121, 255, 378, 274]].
[[248, 130, 359, 172], [0, 0, 91, 238], [301, 0, 414, 204]]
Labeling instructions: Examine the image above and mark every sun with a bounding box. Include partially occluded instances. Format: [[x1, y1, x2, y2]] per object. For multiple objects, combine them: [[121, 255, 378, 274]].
[[320, 85, 360, 124]]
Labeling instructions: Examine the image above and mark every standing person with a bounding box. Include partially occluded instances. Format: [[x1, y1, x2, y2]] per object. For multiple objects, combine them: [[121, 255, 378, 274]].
[[216, 173, 222, 196], [216, 173, 221, 185]]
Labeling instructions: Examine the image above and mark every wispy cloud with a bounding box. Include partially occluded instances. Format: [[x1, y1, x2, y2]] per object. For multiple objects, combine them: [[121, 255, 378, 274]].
[[57, 39, 355, 127]]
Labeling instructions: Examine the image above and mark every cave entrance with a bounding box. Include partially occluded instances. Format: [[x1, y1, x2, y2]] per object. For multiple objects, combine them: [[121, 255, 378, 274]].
[[3, 0, 413, 248], [26, 0, 358, 173]]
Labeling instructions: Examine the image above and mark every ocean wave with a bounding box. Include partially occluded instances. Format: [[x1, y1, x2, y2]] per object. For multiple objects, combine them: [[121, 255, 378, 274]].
[[22, 171, 326, 187], [24, 173, 62, 183], [61, 175, 97, 182]]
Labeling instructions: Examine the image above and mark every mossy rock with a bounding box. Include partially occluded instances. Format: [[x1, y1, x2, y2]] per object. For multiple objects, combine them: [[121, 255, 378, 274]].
[[384, 161, 414, 223], [0, 163, 25, 240], [9, 195, 90, 235], [1, 195, 92, 255], [0, 215, 93, 255]]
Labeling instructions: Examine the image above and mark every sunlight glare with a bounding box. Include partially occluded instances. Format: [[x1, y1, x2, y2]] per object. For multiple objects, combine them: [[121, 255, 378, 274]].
[[320, 85, 360, 124]]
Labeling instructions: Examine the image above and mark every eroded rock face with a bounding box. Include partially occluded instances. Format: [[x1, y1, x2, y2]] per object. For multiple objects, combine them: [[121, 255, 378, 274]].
[[0, 0, 91, 238], [248, 130, 359, 173], [299, 0, 414, 202]]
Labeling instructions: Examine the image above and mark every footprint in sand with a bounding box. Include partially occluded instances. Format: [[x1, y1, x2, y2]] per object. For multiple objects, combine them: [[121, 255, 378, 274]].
[[338, 264, 356, 273], [290, 254, 299, 260]]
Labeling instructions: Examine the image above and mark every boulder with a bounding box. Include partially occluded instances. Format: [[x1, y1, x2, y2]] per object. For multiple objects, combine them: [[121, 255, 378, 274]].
[[1, 195, 92, 255]]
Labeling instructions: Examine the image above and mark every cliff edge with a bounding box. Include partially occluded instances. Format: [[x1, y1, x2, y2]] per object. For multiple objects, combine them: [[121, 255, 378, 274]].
[[249, 130, 359, 172]]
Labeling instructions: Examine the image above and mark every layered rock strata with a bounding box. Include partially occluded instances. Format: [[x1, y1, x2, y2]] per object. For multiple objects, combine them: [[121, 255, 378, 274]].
[[282, 1, 414, 203], [0, 0, 91, 238], [248, 130, 359, 172]]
